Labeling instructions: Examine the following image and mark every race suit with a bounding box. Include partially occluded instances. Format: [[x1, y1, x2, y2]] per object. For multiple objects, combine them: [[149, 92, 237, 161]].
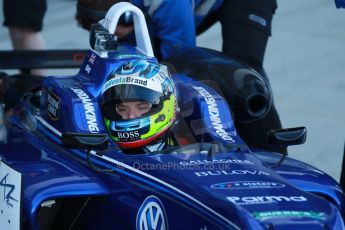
[[130, 0, 284, 154], [335, 0, 345, 8], [131, 0, 224, 59]]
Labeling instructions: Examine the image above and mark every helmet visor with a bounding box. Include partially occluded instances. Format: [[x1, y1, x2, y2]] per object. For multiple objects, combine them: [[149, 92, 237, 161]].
[[104, 84, 162, 103], [103, 84, 163, 120]]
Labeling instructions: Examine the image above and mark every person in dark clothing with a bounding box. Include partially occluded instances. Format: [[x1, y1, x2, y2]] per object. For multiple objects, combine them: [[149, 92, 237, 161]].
[[335, 0, 345, 8], [76, 0, 276, 71], [3, 0, 47, 75]]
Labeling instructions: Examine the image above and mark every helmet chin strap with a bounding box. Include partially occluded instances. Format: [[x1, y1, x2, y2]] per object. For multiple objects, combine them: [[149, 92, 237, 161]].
[[143, 141, 166, 153], [143, 118, 178, 153], [142, 130, 169, 153]]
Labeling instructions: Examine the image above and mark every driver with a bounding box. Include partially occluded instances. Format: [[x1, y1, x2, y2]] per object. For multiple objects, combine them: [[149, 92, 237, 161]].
[[101, 59, 178, 154]]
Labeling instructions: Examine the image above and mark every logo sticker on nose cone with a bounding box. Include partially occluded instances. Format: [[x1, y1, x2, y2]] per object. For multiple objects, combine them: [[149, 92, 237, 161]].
[[253, 210, 325, 221], [136, 195, 168, 230], [0, 160, 21, 230], [227, 196, 307, 205], [47, 91, 60, 120], [195, 170, 270, 177], [211, 181, 285, 190]]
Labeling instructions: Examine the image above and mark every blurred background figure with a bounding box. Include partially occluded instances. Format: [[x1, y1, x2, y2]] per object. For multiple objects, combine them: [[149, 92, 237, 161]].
[[3, 0, 47, 75], [76, 0, 277, 73], [335, 0, 345, 8]]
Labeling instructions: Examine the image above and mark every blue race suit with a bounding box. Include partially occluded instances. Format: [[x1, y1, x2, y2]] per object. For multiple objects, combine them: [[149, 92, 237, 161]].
[[131, 0, 224, 59], [335, 0, 345, 8], [130, 0, 285, 154]]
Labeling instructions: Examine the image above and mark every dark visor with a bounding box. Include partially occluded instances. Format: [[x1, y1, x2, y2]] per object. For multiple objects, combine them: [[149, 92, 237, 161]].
[[103, 84, 163, 119], [104, 84, 162, 104]]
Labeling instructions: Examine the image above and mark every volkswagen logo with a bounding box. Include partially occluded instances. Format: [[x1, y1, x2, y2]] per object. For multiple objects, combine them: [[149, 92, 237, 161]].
[[136, 195, 168, 230]]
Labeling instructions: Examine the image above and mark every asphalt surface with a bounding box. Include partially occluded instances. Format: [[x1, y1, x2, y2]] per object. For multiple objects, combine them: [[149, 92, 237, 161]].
[[0, 0, 344, 181]]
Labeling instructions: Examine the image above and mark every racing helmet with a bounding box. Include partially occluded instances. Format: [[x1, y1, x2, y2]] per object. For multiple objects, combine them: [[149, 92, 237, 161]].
[[101, 60, 177, 149]]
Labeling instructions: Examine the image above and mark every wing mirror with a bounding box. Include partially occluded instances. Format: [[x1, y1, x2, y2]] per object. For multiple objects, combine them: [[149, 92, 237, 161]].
[[268, 127, 307, 147], [61, 132, 109, 150]]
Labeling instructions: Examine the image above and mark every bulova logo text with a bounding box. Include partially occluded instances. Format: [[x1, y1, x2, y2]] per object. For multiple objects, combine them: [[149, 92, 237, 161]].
[[195, 170, 270, 177], [70, 88, 99, 133], [193, 86, 235, 143], [227, 196, 307, 205]]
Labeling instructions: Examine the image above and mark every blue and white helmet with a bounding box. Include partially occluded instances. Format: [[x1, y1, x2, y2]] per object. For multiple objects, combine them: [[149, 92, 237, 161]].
[[101, 59, 177, 149]]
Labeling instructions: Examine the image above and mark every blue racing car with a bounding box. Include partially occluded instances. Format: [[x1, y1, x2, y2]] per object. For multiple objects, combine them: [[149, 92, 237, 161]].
[[0, 3, 344, 230]]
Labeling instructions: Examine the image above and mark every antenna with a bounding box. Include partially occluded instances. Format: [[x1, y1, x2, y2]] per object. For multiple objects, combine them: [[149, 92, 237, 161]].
[[199, 102, 209, 155]]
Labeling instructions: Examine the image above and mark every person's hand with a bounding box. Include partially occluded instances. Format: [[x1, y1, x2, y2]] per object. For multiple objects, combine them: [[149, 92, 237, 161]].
[[76, 0, 119, 30], [115, 25, 134, 39]]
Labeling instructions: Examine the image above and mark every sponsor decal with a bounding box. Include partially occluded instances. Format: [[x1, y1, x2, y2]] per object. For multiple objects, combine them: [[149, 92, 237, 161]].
[[47, 91, 60, 120], [136, 195, 168, 230], [88, 53, 97, 65], [249, 14, 267, 27], [103, 75, 161, 94], [227, 196, 307, 205], [108, 76, 147, 87], [117, 130, 140, 141], [117, 54, 146, 59], [180, 159, 254, 165], [85, 64, 92, 74], [192, 86, 235, 143], [195, 170, 270, 177], [0, 161, 21, 230], [84, 53, 97, 75], [70, 88, 100, 133], [211, 181, 285, 190], [0, 174, 18, 207], [253, 210, 325, 220]]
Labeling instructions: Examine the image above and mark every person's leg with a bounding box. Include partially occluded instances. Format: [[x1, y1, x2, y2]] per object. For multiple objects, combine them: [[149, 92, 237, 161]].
[[196, 10, 219, 35], [8, 27, 45, 51], [218, 0, 286, 153], [3, 0, 47, 75], [8, 27, 46, 75], [219, 0, 277, 72]]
